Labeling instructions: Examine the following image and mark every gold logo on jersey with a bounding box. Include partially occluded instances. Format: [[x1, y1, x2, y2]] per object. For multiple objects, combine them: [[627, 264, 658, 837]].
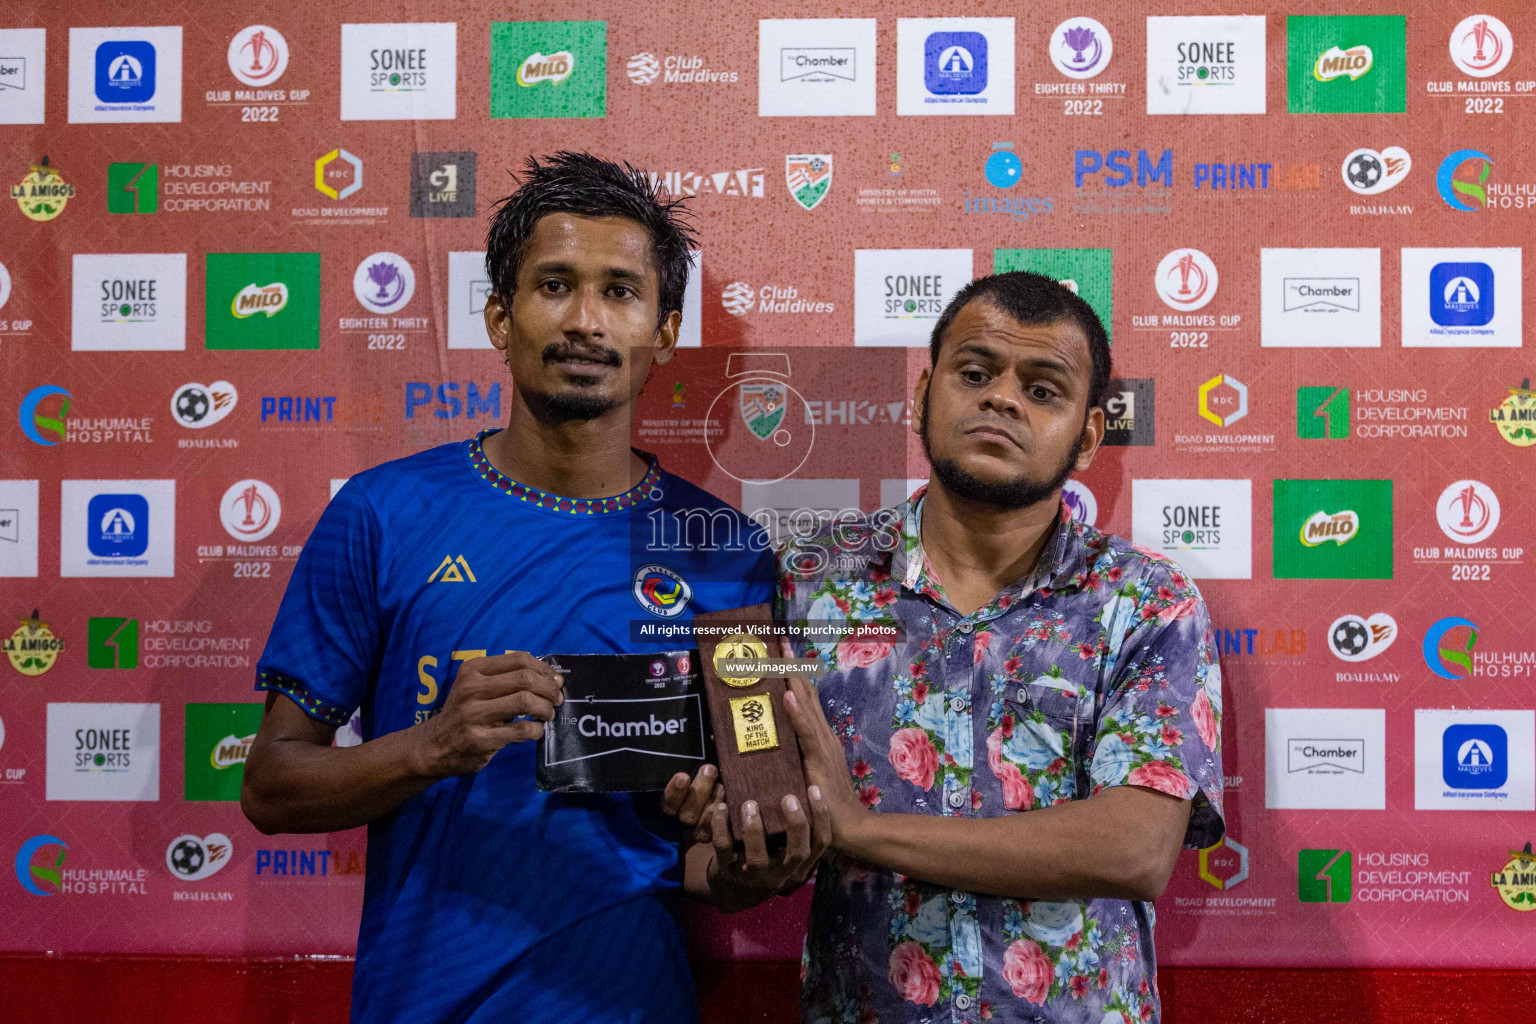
[[428, 555, 477, 583]]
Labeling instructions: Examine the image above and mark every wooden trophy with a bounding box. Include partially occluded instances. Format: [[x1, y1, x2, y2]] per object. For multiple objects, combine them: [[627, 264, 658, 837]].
[[694, 604, 808, 838]]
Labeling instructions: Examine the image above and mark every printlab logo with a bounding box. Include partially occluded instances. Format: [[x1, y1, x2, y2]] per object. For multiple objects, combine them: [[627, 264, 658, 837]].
[[1450, 15, 1512, 79], [1342, 146, 1410, 195], [87, 617, 138, 669], [1298, 849, 1351, 903], [1422, 616, 1478, 680], [18, 384, 70, 445], [490, 21, 607, 119], [410, 151, 475, 217], [1437, 149, 1493, 211], [785, 154, 831, 211], [107, 161, 158, 213], [228, 26, 288, 87], [1049, 18, 1112, 80], [1155, 249, 1218, 311], [171, 381, 237, 429], [1297, 386, 1350, 439], [1328, 613, 1396, 662], [1437, 480, 1500, 545], [220, 480, 281, 543], [352, 252, 415, 313], [15, 835, 66, 895], [1286, 15, 1406, 113], [166, 833, 231, 881]]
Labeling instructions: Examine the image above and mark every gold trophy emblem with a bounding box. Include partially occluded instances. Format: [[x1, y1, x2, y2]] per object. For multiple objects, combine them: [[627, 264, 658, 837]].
[[713, 631, 768, 687]]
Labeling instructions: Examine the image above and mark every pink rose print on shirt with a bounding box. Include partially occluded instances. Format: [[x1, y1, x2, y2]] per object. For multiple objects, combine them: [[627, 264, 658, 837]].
[[999, 760, 1034, 811], [838, 629, 895, 669], [1126, 759, 1193, 799], [888, 941, 941, 1006], [889, 727, 940, 789], [1192, 688, 1218, 750], [1002, 938, 1052, 1004]]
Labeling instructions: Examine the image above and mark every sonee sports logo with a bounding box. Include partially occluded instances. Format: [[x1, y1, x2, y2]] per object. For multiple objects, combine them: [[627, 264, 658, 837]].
[[632, 563, 692, 618]]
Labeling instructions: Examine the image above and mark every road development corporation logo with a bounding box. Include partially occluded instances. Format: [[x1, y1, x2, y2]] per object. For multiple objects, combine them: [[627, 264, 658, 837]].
[[1438, 149, 1493, 211], [1328, 613, 1396, 663], [1155, 249, 1218, 311], [1049, 18, 1112, 80], [1491, 843, 1536, 911], [1422, 616, 1478, 680], [1450, 16, 1513, 79], [1415, 709, 1535, 811], [15, 835, 66, 895], [785, 155, 831, 211], [1197, 374, 1247, 427], [491, 21, 606, 119], [220, 480, 281, 543], [314, 147, 363, 200], [166, 833, 231, 882], [5, 610, 63, 676], [228, 26, 288, 87], [171, 381, 237, 429], [1197, 836, 1248, 889], [1437, 480, 1500, 544], [632, 564, 692, 618], [1297, 849, 1351, 903], [352, 252, 415, 313], [1489, 380, 1536, 446], [1342, 146, 1410, 195]]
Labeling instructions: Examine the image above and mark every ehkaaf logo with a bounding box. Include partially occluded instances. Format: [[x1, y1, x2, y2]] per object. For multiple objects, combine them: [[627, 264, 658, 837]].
[[632, 563, 692, 618]]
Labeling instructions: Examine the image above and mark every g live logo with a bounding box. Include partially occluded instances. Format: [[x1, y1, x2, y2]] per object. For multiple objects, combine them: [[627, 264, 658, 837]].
[[1298, 848, 1352, 903]]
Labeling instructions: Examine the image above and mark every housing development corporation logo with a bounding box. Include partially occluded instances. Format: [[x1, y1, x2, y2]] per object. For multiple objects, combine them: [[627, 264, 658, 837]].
[[1298, 849, 1351, 903]]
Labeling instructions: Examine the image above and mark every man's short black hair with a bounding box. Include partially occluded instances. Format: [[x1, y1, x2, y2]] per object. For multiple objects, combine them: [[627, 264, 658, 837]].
[[485, 151, 697, 327], [929, 271, 1113, 411]]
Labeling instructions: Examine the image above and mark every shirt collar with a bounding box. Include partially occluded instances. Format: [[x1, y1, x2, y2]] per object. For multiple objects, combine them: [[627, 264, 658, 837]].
[[891, 486, 1084, 612], [467, 428, 665, 516]]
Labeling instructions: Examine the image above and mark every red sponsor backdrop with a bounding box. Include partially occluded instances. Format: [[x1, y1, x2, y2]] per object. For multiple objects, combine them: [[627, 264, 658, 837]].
[[3, 0, 1535, 984]]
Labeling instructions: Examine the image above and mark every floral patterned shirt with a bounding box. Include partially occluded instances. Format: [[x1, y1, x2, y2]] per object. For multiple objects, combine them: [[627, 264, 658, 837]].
[[776, 490, 1224, 1024]]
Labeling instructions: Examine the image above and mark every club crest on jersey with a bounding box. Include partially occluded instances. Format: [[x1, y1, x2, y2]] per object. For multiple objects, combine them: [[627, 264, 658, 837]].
[[428, 555, 477, 583], [632, 563, 692, 618]]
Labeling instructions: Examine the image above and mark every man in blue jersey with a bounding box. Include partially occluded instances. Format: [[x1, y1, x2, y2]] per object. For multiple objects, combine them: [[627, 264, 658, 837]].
[[241, 152, 825, 1023]]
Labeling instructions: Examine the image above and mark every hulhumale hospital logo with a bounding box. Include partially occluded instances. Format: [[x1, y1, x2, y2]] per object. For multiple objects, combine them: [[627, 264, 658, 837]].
[[1423, 616, 1479, 679], [1438, 149, 1493, 211], [18, 384, 71, 445], [15, 834, 66, 895]]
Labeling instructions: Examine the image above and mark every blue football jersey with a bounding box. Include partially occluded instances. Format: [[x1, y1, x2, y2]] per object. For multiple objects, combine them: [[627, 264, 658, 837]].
[[255, 429, 773, 1024]]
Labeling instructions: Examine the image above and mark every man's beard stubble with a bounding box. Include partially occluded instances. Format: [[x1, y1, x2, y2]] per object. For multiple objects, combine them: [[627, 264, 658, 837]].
[[919, 398, 1083, 512], [521, 340, 624, 422]]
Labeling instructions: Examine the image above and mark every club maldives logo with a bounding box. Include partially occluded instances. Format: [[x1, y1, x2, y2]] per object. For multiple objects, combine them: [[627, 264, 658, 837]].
[[1423, 616, 1478, 680], [785, 154, 831, 211], [14, 834, 66, 895], [1437, 480, 1500, 544], [228, 25, 288, 86], [1491, 843, 1536, 911], [721, 282, 755, 316], [1341, 146, 1410, 195], [18, 384, 71, 445], [352, 252, 415, 313], [1328, 613, 1396, 662], [1049, 17, 1112, 80], [1450, 15, 1513, 79], [12, 156, 73, 221], [1489, 379, 1536, 446], [1155, 249, 1218, 311], [5, 610, 64, 676], [1437, 149, 1493, 211]]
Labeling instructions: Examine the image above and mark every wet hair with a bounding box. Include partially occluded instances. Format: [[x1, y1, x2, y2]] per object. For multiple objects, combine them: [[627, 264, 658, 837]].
[[484, 151, 697, 326], [929, 271, 1113, 411]]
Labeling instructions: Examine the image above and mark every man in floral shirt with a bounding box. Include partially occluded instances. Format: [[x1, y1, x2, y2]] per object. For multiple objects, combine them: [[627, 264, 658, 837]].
[[773, 272, 1224, 1024]]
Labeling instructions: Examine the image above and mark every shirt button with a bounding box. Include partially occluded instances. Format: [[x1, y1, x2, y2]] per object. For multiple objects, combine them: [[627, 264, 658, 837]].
[[951, 890, 966, 904], [948, 791, 966, 808], [958, 622, 974, 634], [954, 993, 973, 1010], [948, 696, 966, 713]]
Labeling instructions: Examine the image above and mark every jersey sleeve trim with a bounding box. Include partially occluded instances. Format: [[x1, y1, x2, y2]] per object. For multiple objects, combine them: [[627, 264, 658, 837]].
[[256, 669, 354, 726]]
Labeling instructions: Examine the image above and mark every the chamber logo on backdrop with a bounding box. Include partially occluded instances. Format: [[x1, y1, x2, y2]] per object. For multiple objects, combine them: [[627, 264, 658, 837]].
[[1260, 248, 1381, 347], [1415, 709, 1535, 811], [1145, 15, 1267, 115], [5, 610, 63, 676], [45, 702, 160, 801], [491, 21, 606, 118], [1489, 379, 1536, 446], [993, 249, 1112, 340], [1265, 708, 1385, 810], [1328, 613, 1396, 662], [205, 253, 320, 350], [1286, 15, 1406, 113], [852, 248, 972, 346], [69, 26, 182, 123], [13, 156, 73, 221], [1401, 247, 1520, 347], [897, 17, 1014, 116], [0, 480, 40, 579], [339, 22, 456, 121], [70, 253, 187, 351], [759, 18, 876, 117], [1131, 478, 1252, 580], [60, 480, 175, 578], [1272, 479, 1392, 580], [0, 28, 47, 125], [409, 152, 475, 218], [785, 155, 832, 211]]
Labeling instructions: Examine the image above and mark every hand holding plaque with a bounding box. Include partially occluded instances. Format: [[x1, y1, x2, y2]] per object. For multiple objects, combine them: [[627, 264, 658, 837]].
[[694, 604, 808, 838]]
